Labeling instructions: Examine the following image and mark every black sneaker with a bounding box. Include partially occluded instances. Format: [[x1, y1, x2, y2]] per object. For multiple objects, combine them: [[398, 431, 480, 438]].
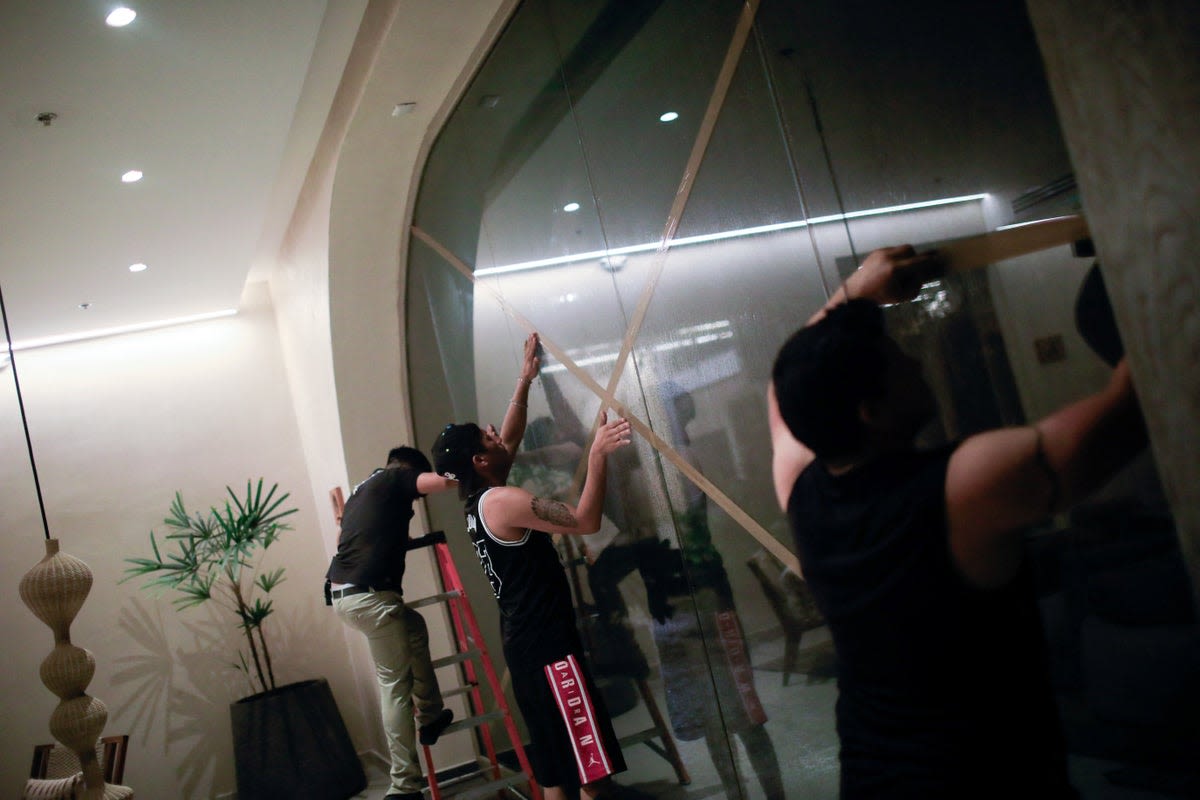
[[418, 708, 454, 746]]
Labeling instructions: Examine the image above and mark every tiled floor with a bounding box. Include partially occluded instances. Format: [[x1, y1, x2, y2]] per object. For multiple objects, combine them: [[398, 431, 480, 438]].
[[350, 630, 1190, 800]]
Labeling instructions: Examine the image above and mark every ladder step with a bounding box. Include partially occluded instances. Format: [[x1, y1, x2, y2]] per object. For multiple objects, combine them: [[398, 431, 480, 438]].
[[433, 772, 531, 800], [409, 589, 463, 609], [440, 684, 478, 699], [433, 649, 481, 669], [438, 710, 506, 737]]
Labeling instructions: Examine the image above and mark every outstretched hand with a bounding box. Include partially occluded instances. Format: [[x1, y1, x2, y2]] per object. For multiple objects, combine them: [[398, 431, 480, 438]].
[[520, 332, 541, 383], [591, 410, 632, 458], [853, 245, 944, 305]]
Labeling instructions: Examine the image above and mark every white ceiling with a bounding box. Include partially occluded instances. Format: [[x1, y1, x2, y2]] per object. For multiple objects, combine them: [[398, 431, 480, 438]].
[[0, 0, 360, 349]]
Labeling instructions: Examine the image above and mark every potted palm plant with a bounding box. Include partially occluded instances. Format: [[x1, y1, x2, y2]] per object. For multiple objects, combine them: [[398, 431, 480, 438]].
[[124, 479, 365, 800]]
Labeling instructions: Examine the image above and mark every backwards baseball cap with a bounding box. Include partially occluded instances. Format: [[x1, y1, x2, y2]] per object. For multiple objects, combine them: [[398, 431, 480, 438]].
[[431, 423, 483, 480]]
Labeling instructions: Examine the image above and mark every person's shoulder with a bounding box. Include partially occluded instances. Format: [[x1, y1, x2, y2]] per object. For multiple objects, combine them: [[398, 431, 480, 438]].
[[378, 464, 424, 494], [482, 484, 531, 509]]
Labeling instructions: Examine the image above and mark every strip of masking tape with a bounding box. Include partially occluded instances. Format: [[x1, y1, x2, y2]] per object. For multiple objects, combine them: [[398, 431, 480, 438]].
[[412, 224, 800, 574], [556, 0, 789, 567], [938, 214, 1090, 272], [589, 0, 763, 422]]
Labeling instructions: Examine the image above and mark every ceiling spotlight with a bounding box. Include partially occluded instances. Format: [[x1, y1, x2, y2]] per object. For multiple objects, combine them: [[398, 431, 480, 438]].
[[106, 7, 136, 27], [391, 102, 417, 117], [78, 302, 92, 310], [128, 263, 148, 273], [659, 111, 679, 123], [562, 202, 581, 213], [121, 170, 143, 183]]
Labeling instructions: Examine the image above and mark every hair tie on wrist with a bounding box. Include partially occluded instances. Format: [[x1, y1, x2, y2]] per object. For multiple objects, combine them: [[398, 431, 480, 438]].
[[510, 401, 527, 408]]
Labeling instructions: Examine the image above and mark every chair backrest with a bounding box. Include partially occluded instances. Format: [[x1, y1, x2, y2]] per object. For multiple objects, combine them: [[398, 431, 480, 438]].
[[30, 735, 129, 784]]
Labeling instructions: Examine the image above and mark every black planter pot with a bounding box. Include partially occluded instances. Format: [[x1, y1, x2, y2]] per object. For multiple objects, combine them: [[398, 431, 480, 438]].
[[231, 678, 366, 800]]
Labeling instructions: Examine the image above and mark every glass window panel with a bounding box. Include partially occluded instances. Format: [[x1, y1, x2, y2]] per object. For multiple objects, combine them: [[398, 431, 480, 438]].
[[759, 0, 1072, 218], [408, 238, 478, 426], [405, 1, 1188, 797], [547, 0, 750, 250]]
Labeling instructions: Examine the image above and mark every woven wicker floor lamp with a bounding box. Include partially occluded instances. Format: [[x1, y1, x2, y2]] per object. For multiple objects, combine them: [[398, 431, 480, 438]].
[[4, 284, 109, 800]]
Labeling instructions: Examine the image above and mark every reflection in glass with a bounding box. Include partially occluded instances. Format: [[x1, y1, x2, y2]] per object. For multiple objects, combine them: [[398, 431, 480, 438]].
[[406, 0, 1193, 797]]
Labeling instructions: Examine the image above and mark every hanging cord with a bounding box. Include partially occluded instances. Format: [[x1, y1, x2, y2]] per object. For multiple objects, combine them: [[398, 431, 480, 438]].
[[752, 26, 835, 301], [0, 283, 51, 540], [804, 80, 862, 293]]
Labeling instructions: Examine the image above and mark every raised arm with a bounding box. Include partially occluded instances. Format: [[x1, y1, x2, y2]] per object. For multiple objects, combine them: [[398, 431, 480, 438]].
[[416, 472, 459, 496], [483, 412, 632, 539], [946, 359, 1146, 587], [808, 244, 944, 325], [771, 245, 943, 510], [768, 380, 815, 512], [499, 332, 541, 455]]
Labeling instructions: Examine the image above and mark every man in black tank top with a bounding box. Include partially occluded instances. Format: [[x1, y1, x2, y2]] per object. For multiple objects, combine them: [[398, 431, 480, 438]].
[[433, 333, 636, 800], [769, 246, 1146, 798]]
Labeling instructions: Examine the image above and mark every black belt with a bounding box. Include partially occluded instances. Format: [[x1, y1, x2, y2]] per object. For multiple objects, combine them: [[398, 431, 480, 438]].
[[331, 586, 371, 600], [325, 580, 397, 606]]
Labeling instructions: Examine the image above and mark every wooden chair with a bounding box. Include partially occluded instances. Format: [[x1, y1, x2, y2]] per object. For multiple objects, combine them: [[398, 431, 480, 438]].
[[26, 735, 133, 799], [746, 550, 825, 685], [31, 735, 128, 783]]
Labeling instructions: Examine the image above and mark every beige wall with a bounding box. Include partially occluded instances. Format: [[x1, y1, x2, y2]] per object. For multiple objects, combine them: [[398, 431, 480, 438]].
[[988, 244, 1114, 420], [1026, 0, 1200, 606], [4, 3, 522, 795], [1, 288, 359, 798], [325, 0, 517, 773]]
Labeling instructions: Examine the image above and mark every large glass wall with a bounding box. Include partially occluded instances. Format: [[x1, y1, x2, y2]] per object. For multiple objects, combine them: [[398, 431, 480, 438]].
[[406, 1, 1195, 797]]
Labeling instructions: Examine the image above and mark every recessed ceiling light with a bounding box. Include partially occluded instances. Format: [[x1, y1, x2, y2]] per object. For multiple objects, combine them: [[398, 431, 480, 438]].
[[563, 202, 581, 213], [121, 170, 143, 183], [129, 263, 148, 273], [106, 7, 137, 27], [78, 302, 92, 310], [391, 102, 417, 117], [659, 111, 679, 123]]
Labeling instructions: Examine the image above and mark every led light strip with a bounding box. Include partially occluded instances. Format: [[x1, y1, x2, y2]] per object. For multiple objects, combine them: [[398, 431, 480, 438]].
[[474, 193, 989, 277], [7, 309, 238, 352]]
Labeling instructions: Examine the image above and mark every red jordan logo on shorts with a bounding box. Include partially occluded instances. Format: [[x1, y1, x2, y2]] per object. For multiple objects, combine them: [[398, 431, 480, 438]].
[[716, 609, 768, 725], [545, 654, 614, 783]]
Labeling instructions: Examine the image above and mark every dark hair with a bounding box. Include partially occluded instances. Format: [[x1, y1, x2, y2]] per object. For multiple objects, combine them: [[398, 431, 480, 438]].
[[431, 423, 485, 499], [771, 299, 889, 461], [387, 445, 432, 473]]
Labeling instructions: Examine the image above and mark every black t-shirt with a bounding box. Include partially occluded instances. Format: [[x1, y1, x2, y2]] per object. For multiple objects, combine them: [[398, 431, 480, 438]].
[[788, 445, 1074, 798], [326, 466, 422, 590], [464, 487, 580, 665]]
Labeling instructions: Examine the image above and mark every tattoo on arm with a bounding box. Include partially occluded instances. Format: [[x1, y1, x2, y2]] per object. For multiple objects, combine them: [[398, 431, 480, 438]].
[[531, 496, 578, 528]]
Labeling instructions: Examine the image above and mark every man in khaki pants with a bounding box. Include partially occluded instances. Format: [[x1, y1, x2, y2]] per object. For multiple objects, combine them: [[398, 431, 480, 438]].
[[327, 446, 457, 800]]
